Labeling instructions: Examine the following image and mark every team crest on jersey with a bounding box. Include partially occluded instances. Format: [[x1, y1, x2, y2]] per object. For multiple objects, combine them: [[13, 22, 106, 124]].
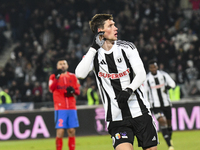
[[117, 57, 122, 63], [115, 133, 121, 139]]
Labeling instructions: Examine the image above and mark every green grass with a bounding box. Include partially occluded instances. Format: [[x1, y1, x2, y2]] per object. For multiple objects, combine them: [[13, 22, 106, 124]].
[[0, 130, 200, 150]]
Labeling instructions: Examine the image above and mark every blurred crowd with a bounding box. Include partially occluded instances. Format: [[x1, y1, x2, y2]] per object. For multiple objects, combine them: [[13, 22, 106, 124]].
[[0, 0, 200, 105]]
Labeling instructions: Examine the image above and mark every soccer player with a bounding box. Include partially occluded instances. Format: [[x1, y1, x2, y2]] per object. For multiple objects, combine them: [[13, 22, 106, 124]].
[[49, 59, 80, 150], [75, 14, 158, 150], [144, 60, 176, 150]]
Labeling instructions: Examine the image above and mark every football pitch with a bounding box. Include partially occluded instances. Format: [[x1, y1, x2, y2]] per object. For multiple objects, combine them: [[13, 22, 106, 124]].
[[1, 130, 200, 150]]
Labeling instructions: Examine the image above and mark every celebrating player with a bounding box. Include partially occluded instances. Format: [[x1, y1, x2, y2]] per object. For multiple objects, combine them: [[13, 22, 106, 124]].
[[75, 14, 158, 150]]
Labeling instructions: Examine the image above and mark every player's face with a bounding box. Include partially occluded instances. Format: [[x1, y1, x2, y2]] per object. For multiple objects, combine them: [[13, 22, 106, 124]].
[[101, 19, 118, 41], [57, 60, 68, 72], [149, 64, 158, 75]]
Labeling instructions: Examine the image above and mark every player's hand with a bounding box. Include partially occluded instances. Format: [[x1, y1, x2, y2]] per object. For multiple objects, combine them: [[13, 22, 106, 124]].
[[91, 31, 106, 50], [54, 69, 62, 79], [66, 86, 75, 94], [116, 88, 133, 103], [163, 85, 171, 94]]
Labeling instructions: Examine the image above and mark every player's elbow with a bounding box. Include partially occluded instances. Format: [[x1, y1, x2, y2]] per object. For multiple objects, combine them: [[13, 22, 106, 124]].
[[171, 82, 176, 88], [75, 68, 87, 79], [140, 72, 146, 83], [139, 69, 146, 83]]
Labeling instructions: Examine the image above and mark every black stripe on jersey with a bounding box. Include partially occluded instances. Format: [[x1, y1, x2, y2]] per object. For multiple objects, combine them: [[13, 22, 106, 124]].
[[100, 85, 113, 121], [154, 77, 164, 107], [105, 52, 122, 94], [93, 53, 112, 121], [117, 40, 136, 50], [105, 52, 132, 119], [122, 49, 134, 82], [134, 88, 149, 114]]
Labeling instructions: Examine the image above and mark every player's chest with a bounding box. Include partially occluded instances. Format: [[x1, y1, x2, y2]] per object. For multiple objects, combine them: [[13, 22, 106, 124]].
[[58, 75, 73, 85], [97, 50, 127, 72], [149, 76, 165, 89]]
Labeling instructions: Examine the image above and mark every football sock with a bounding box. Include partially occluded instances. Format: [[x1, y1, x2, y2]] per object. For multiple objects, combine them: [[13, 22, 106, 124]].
[[68, 136, 75, 150], [168, 126, 173, 139], [161, 126, 171, 147], [56, 137, 63, 150]]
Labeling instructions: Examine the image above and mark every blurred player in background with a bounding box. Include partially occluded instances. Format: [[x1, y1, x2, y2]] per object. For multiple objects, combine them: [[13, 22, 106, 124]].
[[75, 14, 158, 150], [49, 59, 80, 150], [144, 59, 176, 150]]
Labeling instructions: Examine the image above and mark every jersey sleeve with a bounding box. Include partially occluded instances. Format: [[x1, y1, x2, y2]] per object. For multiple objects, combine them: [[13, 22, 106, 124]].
[[126, 45, 146, 92], [163, 72, 176, 88], [73, 75, 80, 95], [48, 74, 58, 92], [75, 47, 96, 79]]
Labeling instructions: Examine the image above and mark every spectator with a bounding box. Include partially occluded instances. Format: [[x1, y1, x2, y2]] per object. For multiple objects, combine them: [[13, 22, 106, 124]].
[[32, 81, 43, 97], [12, 89, 22, 103], [0, 15, 7, 31], [31, 90, 42, 103], [0, 0, 199, 104], [0, 87, 12, 104], [175, 64, 189, 97], [20, 81, 33, 102], [87, 83, 99, 105]]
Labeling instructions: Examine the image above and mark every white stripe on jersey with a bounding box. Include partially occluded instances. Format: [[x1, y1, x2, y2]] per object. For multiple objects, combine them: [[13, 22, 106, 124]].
[[145, 70, 174, 107], [93, 40, 150, 122]]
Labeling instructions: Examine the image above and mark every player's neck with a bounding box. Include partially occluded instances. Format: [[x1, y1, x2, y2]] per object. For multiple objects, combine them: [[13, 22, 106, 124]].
[[102, 40, 114, 51]]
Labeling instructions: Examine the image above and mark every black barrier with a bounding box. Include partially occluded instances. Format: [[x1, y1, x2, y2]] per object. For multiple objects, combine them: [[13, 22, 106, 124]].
[[0, 101, 200, 140]]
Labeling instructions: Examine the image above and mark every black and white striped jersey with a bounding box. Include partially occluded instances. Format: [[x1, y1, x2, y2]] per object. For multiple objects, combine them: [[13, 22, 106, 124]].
[[144, 70, 176, 108], [76, 40, 150, 122]]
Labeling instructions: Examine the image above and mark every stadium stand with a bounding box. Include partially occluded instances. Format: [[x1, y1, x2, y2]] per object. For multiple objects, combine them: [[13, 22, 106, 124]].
[[0, 0, 199, 108]]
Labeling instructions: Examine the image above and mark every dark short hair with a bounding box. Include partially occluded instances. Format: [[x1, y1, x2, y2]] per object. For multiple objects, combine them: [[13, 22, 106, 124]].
[[56, 57, 67, 63], [148, 59, 157, 66], [89, 14, 113, 33]]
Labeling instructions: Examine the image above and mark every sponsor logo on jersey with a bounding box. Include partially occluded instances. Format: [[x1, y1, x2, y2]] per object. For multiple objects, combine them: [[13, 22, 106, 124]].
[[98, 68, 130, 79], [151, 83, 165, 89]]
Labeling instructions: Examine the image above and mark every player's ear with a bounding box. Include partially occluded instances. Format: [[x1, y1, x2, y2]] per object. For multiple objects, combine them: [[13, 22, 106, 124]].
[[156, 65, 158, 70], [97, 28, 101, 33], [97, 28, 104, 33]]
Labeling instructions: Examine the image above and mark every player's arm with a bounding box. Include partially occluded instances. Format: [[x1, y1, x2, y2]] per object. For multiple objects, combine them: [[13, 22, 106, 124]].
[[164, 72, 176, 88], [75, 32, 106, 79], [126, 48, 146, 92], [73, 76, 80, 95], [75, 48, 95, 79], [116, 47, 146, 103], [48, 75, 58, 92]]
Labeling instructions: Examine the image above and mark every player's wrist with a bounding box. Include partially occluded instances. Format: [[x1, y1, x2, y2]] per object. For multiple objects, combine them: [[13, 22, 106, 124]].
[[124, 88, 133, 95], [91, 43, 100, 50]]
